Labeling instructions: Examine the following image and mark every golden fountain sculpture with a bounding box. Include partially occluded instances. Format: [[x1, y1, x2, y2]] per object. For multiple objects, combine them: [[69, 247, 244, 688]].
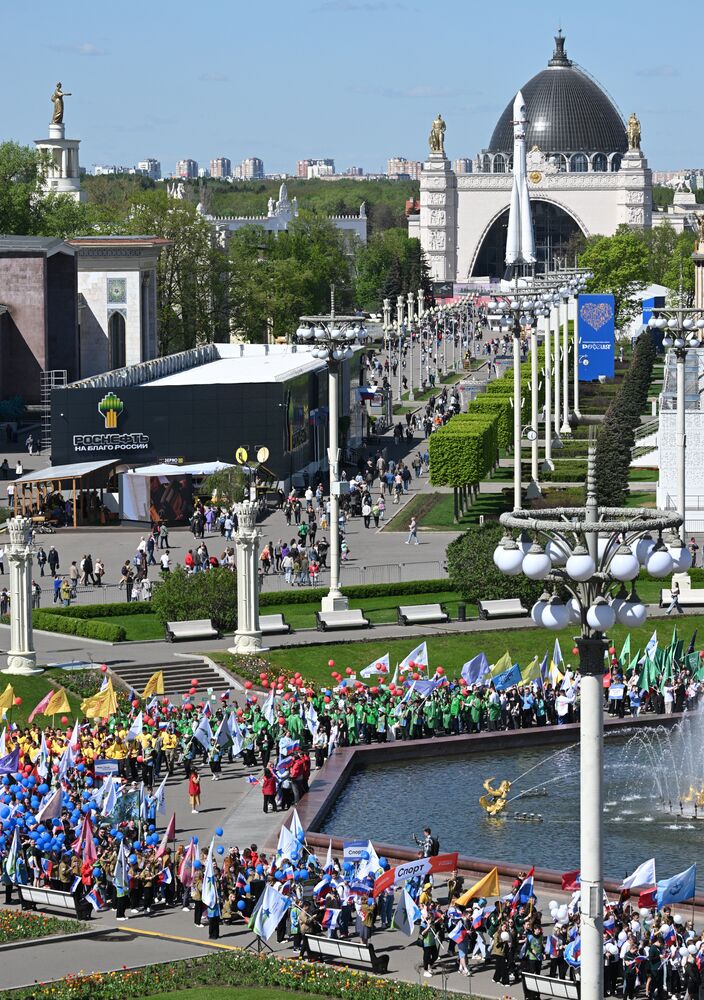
[[479, 777, 512, 816]]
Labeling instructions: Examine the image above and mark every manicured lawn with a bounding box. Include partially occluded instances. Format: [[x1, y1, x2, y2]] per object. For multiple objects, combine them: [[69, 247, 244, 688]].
[[103, 612, 164, 640], [251, 615, 704, 682], [625, 491, 657, 509], [138, 990, 309, 1000], [263, 589, 470, 630], [628, 468, 658, 482], [0, 670, 82, 727], [384, 491, 512, 530]]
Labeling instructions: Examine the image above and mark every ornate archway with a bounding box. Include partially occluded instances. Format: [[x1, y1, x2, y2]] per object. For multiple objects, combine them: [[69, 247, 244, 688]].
[[471, 199, 586, 278]]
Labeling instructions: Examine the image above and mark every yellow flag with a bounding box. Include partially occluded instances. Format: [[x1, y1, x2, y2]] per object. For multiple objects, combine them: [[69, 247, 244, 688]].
[[81, 678, 118, 719], [0, 683, 15, 714], [521, 656, 541, 685], [490, 651, 512, 678], [454, 867, 500, 906], [45, 687, 71, 716], [142, 670, 164, 698]]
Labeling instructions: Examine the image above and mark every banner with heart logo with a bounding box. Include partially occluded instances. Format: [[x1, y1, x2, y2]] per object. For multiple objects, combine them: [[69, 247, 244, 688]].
[[577, 294, 615, 381]]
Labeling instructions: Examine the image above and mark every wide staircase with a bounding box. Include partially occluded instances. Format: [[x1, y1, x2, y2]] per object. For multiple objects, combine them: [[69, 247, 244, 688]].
[[111, 657, 233, 699]]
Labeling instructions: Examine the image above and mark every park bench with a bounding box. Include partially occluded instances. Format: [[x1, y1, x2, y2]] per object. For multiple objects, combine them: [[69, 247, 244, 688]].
[[522, 973, 579, 1000], [397, 602, 449, 626], [260, 613, 291, 635], [18, 885, 93, 921], [305, 933, 389, 973], [165, 619, 220, 642], [477, 598, 528, 621], [315, 609, 370, 632], [659, 574, 704, 608]]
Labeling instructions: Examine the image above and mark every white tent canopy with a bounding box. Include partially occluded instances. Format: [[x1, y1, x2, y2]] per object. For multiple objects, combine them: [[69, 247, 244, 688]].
[[120, 461, 235, 522], [126, 461, 235, 477]]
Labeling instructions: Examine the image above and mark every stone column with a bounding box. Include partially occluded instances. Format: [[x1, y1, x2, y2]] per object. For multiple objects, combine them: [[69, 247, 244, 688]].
[[693, 243, 704, 311], [419, 153, 457, 282], [4, 517, 41, 675], [229, 500, 265, 654]]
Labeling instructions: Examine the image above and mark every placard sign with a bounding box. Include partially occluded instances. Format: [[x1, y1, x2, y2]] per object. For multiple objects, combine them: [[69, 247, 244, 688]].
[[577, 294, 615, 381]]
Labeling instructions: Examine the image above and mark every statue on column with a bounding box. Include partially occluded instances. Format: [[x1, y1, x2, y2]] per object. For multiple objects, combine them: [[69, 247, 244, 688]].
[[51, 82, 71, 125], [429, 113, 446, 155], [627, 112, 641, 151]]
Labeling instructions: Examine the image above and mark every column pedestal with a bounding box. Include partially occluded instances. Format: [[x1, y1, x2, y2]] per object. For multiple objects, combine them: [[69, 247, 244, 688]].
[[229, 501, 267, 655], [4, 517, 42, 675]]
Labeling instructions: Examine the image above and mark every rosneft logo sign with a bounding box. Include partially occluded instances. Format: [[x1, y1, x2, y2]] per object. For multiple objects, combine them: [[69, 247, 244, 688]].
[[72, 394, 150, 454], [98, 392, 123, 429]]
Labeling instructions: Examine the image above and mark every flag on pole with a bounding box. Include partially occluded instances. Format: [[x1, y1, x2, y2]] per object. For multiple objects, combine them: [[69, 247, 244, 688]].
[[490, 651, 512, 678], [142, 670, 165, 698], [644, 630, 658, 661], [0, 683, 15, 715], [113, 842, 129, 893], [126, 712, 143, 742], [511, 867, 535, 912], [564, 937, 581, 967], [156, 813, 176, 857], [72, 815, 97, 862], [80, 679, 118, 719], [448, 921, 468, 944], [549, 639, 564, 685], [322, 908, 341, 930], [4, 827, 21, 883], [399, 641, 428, 674], [28, 691, 54, 725], [201, 839, 219, 911], [324, 839, 334, 873], [178, 840, 196, 888], [261, 691, 277, 725], [521, 656, 542, 685], [621, 858, 656, 890], [85, 886, 105, 911], [45, 687, 71, 716], [0, 746, 20, 775], [561, 870, 580, 891], [192, 714, 213, 750], [360, 654, 390, 679], [461, 652, 490, 686], [36, 787, 62, 824], [493, 663, 522, 691], [289, 807, 305, 842], [154, 775, 168, 815], [655, 865, 697, 908], [252, 883, 290, 940], [454, 867, 499, 906], [392, 888, 421, 935], [391, 680, 416, 718], [619, 634, 631, 669]]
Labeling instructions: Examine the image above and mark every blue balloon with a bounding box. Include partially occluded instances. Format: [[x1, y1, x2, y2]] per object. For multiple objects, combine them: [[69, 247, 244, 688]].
[[37, 784, 49, 795], [215, 826, 223, 836], [81, 804, 91, 814], [0, 807, 9, 819], [148, 824, 155, 832], [93, 868, 102, 879], [116, 832, 124, 842], [237, 900, 247, 911], [379, 857, 388, 868], [134, 841, 142, 851], [360, 851, 369, 861], [193, 860, 202, 870], [129, 854, 137, 864], [245, 884, 251, 894], [193, 836, 198, 844], [274, 871, 283, 881], [86, 777, 94, 788], [77, 764, 85, 773], [216, 846, 224, 855], [27, 776, 35, 787], [255, 864, 264, 874]]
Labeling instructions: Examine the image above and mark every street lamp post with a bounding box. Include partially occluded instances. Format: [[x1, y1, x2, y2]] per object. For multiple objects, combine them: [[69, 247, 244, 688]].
[[560, 284, 573, 437], [407, 292, 416, 400], [648, 308, 704, 538], [493, 443, 684, 1000], [294, 311, 369, 612], [540, 294, 554, 471]]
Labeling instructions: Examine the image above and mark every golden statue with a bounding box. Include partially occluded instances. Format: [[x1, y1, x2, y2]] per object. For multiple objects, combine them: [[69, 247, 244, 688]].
[[627, 112, 641, 152], [479, 777, 512, 816], [429, 113, 446, 156], [682, 784, 704, 807], [51, 82, 71, 125]]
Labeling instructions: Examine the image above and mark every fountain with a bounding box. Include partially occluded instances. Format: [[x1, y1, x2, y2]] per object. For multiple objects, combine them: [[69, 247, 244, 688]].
[[622, 710, 704, 819]]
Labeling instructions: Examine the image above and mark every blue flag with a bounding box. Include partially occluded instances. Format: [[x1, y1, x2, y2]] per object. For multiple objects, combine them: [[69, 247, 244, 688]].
[[0, 746, 20, 775], [462, 653, 490, 686], [493, 663, 522, 691], [656, 864, 696, 908]]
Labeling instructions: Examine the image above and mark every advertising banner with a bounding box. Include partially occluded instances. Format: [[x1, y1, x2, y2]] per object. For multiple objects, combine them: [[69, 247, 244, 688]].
[[577, 294, 615, 381], [372, 852, 459, 897]]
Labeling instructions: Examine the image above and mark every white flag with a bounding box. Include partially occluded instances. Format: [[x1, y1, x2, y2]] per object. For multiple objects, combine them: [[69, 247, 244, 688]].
[[360, 653, 390, 679], [126, 712, 143, 742], [276, 823, 298, 859], [201, 838, 218, 910], [192, 714, 213, 750], [356, 840, 381, 880], [101, 776, 119, 817], [154, 774, 168, 815], [289, 807, 305, 843], [621, 858, 656, 889], [253, 883, 290, 940], [324, 838, 334, 872], [392, 889, 420, 936], [36, 786, 62, 824], [399, 642, 428, 674], [36, 732, 49, 779], [262, 692, 277, 726], [305, 703, 319, 737]]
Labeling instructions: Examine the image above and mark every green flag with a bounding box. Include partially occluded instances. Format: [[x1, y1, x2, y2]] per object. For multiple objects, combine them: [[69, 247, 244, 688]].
[[639, 657, 657, 691], [618, 634, 631, 669], [627, 649, 641, 677]]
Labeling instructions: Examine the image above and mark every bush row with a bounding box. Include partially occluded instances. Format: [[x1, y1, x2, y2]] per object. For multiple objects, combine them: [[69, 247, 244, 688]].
[[33, 611, 126, 642], [45, 602, 150, 620]]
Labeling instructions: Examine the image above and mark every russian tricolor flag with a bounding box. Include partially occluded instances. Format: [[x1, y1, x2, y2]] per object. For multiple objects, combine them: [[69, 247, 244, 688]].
[[545, 935, 559, 959], [448, 922, 468, 944], [511, 867, 535, 912], [85, 887, 105, 911], [322, 908, 340, 930]]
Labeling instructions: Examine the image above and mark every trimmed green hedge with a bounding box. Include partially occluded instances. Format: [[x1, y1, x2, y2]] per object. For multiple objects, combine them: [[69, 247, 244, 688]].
[[44, 602, 150, 620], [261, 578, 452, 606], [428, 413, 497, 487], [32, 611, 126, 642]]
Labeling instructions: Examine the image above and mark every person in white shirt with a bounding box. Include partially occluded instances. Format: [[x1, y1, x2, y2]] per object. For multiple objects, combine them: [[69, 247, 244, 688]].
[[160, 550, 171, 573]]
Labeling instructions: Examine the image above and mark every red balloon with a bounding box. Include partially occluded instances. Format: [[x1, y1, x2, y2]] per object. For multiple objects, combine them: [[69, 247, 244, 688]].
[[370, 686, 379, 695], [61, 715, 69, 725], [418, 663, 426, 672], [277, 676, 285, 684], [436, 666, 445, 676], [259, 672, 268, 681], [251, 694, 258, 702], [244, 680, 253, 690], [571, 647, 579, 656], [324, 695, 331, 703], [294, 672, 301, 680], [328, 660, 335, 668], [608, 646, 616, 655], [412, 672, 420, 680], [162, 697, 169, 705], [345, 667, 353, 676], [13, 697, 21, 706], [191, 678, 199, 687], [131, 699, 140, 709], [145, 716, 154, 727], [262, 679, 269, 688], [237, 708, 244, 716], [137, 755, 144, 763], [189, 687, 196, 696], [277, 716, 285, 725], [184, 703, 193, 711], [283, 692, 291, 700], [100, 664, 108, 673]]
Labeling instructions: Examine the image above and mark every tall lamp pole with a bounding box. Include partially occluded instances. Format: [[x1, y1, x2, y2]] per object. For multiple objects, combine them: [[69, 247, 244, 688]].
[[295, 310, 369, 612], [648, 308, 704, 539], [540, 293, 554, 471], [493, 443, 685, 1000], [560, 283, 573, 437]]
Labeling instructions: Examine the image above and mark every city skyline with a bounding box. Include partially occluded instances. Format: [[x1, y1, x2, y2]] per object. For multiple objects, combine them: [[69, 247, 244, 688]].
[[3, 0, 701, 174]]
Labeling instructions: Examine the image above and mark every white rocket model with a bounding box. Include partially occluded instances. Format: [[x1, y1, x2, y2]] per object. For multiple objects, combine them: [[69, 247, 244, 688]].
[[505, 90, 536, 272]]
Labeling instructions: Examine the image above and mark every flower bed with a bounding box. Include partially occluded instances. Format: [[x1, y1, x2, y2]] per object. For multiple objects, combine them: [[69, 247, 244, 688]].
[[0, 908, 85, 944], [0, 950, 444, 1000]]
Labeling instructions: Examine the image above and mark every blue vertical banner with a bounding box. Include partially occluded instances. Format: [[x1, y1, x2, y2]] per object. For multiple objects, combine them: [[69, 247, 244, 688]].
[[577, 294, 615, 381]]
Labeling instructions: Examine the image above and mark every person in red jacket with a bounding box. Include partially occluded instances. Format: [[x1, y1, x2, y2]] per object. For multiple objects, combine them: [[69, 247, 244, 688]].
[[261, 764, 277, 813], [290, 754, 307, 803], [188, 769, 201, 813]]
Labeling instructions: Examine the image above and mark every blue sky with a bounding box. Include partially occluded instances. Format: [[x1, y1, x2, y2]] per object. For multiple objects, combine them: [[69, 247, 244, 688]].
[[3, 0, 699, 175]]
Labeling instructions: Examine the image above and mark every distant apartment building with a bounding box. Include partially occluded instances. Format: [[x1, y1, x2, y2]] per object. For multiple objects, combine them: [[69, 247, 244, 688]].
[[387, 157, 422, 180], [346, 166, 364, 176], [136, 158, 161, 180], [297, 158, 335, 179], [197, 167, 210, 179], [453, 158, 473, 175], [93, 164, 131, 176], [233, 157, 265, 180], [176, 159, 198, 179], [210, 157, 232, 179]]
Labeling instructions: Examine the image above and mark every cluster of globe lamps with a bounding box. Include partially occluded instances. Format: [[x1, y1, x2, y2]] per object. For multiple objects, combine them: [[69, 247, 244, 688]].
[[295, 320, 369, 360], [493, 529, 692, 632], [648, 313, 704, 343]]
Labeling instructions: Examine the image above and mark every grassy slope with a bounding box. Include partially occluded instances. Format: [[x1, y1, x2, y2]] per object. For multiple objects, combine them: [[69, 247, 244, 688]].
[[0, 669, 82, 727]]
